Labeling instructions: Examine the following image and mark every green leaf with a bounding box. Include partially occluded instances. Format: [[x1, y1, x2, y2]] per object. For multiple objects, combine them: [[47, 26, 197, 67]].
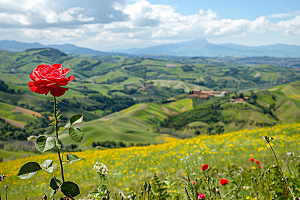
[[41, 159, 53, 168], [57, 114, 62, 120], [61, 181, 80, 197], [50, 188, 56, 198], [44, 166, 54, 174], [55, 138, 62, 149], [69, 127, 84, 143], [35, 136, 56, 153], [42, 193, 48, 200], [27, 135, 37, 141], [66, 154, 79, 161], [50, 177, 62, 190], [18, 162, 42, 179], [65, 114, 84, 128], [66, 154, 85, 166]]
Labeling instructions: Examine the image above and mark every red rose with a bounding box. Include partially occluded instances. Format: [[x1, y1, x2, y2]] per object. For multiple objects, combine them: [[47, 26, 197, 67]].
[[28, 64, 75, 97], [202, 164, 208, 171], [220, 179, 228, 185], [198, 193, 205, 199], [250, 158, 255, 162], [255, 161, 260, 164]]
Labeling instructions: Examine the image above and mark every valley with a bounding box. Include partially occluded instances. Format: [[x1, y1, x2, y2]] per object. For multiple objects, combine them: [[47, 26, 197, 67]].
[[0, 47, 300, 160]]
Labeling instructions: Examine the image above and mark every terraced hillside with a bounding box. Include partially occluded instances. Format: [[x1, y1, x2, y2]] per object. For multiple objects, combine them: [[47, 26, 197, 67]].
[[159, 81, 300, 135], [1, 48, 300, 97], [0, 101, 38, 127], [60, 98, 193, 144]]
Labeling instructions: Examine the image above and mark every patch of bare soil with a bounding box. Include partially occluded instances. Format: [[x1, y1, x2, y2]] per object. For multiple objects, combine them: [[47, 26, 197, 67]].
[[162, 107, 171, 115], [11, 106, 41, 117], [0, 116, 25, 128], [166, 63, 177, 67], [11, 106, 54, 120]]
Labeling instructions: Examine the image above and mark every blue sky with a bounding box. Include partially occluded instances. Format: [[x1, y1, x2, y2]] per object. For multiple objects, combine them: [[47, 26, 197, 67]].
[[147, 0, 299, 21], [0, 0, 299, 51]]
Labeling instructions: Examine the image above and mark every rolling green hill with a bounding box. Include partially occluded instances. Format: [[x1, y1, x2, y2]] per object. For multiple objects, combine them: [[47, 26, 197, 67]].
[[59, 98, 193, 145], [1, 48, 300, 97], [160, 81, 300, 135], [1, 48, 300, 146]]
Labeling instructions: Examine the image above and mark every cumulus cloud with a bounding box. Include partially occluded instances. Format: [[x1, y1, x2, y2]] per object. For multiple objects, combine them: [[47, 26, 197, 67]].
[[0, 0, 128, 28]]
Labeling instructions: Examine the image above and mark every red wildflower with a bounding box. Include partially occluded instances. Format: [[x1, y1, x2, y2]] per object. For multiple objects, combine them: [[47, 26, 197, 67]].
[[202, 164, 208, 171], [28, 64, 75, 97], [198, 193, 205, 199], [193, 181, 196, 185], [220, 179, 228, 185], [255, 161, 260, 164], [250, 158, 255, 162], [258, 166, 262, 169]]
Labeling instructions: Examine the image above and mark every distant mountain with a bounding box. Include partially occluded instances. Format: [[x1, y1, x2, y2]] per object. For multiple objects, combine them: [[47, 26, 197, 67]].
[[117, 38, 300, 57], [0, 40, 128, 56], [0, 40, 44, 52], [1, 39, 300, 57]]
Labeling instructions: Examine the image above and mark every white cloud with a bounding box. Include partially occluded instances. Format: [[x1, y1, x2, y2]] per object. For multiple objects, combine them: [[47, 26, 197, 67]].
[[0, 0, 299, 49], [277, 15, 300, 36], [267, 13, 292, 18], [0, 0, 128, 28]]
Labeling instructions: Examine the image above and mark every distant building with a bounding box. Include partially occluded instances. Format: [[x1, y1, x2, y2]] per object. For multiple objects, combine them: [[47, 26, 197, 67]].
[[139, 84, 153, 91], [188, 89, 229, 99]]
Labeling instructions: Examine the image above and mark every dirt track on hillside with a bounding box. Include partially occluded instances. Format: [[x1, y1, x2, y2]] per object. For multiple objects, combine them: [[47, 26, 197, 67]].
[[11, 106, 41, 117], [0, 116, 25, 128], [11, 106, 54, 120]]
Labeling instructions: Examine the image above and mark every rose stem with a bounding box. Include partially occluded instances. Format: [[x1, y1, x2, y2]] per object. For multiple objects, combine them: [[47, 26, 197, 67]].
[[54, 96, 65, 183]]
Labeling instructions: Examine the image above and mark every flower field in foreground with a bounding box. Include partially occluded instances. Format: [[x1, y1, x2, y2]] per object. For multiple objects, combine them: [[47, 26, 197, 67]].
[[1, 123, 300, 199]]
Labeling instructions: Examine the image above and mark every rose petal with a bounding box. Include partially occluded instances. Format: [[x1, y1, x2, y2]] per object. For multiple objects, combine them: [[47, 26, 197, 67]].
[[28, 81, 51, 95], [30, 73, 38, 81], [63, 68, 70, 76], [35, 65, 49, 73], [52, 63, 62, 70], [50, 86, 68, 97], [69, 75, 75, 82]]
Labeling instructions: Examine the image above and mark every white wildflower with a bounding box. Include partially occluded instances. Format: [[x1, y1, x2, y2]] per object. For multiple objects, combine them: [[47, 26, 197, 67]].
[[287, 152, 295, 157], [93, 161, 108, 175]]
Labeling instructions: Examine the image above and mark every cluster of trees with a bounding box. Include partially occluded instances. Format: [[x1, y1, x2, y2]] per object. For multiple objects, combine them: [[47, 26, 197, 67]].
[[124, 65, 148, 79], [0, 79, 21, 94], [160, 107, 221, 130], [180, 65, 194, 72], [0, 118, 26, 141], [88, 94, 136, 113], [0, 116, 52, 141]]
